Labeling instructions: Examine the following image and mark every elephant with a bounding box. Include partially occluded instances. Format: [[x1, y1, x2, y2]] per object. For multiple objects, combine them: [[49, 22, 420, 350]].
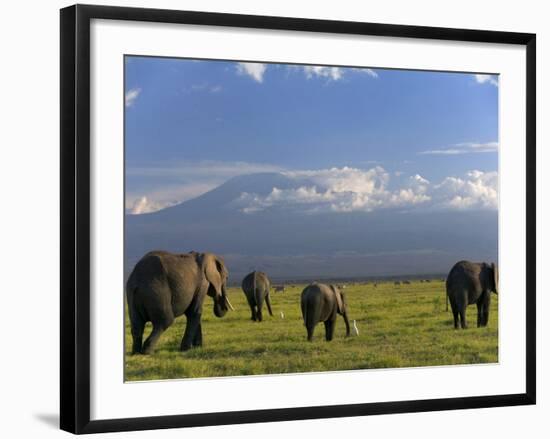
[[301, 282, 351, 341], [446, 260, 498, 329], [241, 271, 273, 321], [126, 250, 234, 354]]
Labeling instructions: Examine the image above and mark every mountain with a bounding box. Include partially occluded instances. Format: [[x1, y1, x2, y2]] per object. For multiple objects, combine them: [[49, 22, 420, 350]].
[[138, 172, 307, 220], [125, 172, 498, 282]]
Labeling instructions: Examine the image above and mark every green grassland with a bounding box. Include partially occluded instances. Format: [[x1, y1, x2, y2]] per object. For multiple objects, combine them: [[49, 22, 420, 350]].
[[125, 280, 498, 381]]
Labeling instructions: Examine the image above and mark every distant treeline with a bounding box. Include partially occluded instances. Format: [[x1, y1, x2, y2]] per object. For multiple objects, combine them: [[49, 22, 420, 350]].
[[225, 273, 447, 287]]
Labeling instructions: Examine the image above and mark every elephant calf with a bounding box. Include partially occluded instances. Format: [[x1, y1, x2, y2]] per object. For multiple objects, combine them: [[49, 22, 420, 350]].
[[446, 260, 498, 329], [241, 271, 273, 321], [126, 250, 234, 354], [301, 282, 351, 341]]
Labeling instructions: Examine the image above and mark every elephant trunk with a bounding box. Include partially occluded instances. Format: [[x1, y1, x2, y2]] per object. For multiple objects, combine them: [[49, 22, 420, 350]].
[[213, 285, 229, 318], [342, 311, 351, 337], [213, 298, 227, 318]]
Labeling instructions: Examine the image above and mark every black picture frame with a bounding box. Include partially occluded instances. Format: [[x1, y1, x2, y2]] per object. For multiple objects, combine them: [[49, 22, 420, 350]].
[[60, 4, 536, 434]]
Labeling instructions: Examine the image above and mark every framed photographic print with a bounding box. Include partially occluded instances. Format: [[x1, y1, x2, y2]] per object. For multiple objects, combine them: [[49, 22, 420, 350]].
[[60, 4, 536, 434]]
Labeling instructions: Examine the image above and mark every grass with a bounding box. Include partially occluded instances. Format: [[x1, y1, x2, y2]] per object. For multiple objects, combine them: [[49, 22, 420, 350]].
[[125, 280, 498, 381]]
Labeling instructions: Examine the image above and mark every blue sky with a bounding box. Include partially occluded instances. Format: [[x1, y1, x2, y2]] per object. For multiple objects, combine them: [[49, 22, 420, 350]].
[[125, 57, 498, 214]]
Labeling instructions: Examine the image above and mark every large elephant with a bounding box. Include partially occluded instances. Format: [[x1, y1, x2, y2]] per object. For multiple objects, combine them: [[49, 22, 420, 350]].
[[446, 260, 498, 329], [126, 250, 234, 354], [241, 271, 273, 321], [301, 282, 351, 341]]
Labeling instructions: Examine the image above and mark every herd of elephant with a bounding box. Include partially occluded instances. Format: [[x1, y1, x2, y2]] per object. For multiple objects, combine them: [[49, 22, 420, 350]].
[[126, 250, 498, 355]]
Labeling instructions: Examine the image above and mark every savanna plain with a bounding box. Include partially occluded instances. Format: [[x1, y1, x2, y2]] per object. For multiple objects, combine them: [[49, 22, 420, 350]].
[[125, 280, 498, 381]]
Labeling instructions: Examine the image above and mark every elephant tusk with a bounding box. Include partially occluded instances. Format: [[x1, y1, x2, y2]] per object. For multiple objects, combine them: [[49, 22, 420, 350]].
[[224, 295, 235, 311], [352, 320, 359, 336]]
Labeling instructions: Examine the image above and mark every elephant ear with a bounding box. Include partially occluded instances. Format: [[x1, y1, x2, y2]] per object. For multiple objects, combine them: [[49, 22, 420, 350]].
[[491, 263, 499, 294], [201, 253, 225, 296], [330, 285, 344, 314]]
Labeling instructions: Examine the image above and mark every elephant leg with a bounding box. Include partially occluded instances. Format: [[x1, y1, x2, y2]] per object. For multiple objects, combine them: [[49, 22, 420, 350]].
[[249, 304, 257, 321], [192, 322, 203, 347], [482, 306, 489, 327], [255, 290, 264, 322], [256, 300, 264, 322], [130, 314, 145, 354], [476, 302, 483, 328], [306, 325, 315, 341], [142, 317, 173, 354], [452, 309, 459, 329], [481, 293, 490, 327], [181, 314, 201, 351], [459, 308, 468, 329], [324, 319, 336, 341], [246, 296, 257, 321]]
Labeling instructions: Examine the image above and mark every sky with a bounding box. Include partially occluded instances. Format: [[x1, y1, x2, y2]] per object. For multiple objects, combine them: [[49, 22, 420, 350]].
[[125, 56, 498, 215]]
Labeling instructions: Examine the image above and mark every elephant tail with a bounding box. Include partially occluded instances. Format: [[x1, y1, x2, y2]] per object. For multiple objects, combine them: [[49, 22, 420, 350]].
[[253, 271, 257, 305], [254, 273, 264, 308], [303, 295, 322, 329], [126, 283, 140, 321], [125, 278, 137, 308]]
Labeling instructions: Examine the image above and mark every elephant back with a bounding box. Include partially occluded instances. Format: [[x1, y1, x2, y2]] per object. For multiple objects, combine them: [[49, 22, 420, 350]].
[[242, 271, 270, 293], [127, 252, 168, 286], [129, 251, 201, 296], [446, 260, 485, 304]]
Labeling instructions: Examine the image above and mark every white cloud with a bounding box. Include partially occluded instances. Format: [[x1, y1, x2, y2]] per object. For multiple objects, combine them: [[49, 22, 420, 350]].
[[236, 167, 432, 213], [301, 66, 378, 81], [127, 160, 283, 180], [125, 88, 141, 107], [236, 62, 267, 83], [474, 74, 498, 87], [284, 65, 378, 82], [190, 83, 222, 93], [358, 68, 378, 78], [235, 167, 497, 214], [303, 66, 344, 81], [419, 141, 498, 155], [433, 170, 498, 210]]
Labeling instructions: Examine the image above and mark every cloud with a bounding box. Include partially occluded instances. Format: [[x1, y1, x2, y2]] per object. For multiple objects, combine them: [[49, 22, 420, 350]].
[[234, 167, 497, 214], [235, 62, 378, 83], [235, 167, 431, 213], [433, 170, 498, 210], [125, 88, 141, 107], [357, 68, 378, 78], [474, 74, 498, 87], [236, 62, 267, 83], [303, 66, 344, 81], [300, 65, 378, 82], [127, 160, 283, 180], [419, 141, 498, 155], [190, 83, 222, 93]]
